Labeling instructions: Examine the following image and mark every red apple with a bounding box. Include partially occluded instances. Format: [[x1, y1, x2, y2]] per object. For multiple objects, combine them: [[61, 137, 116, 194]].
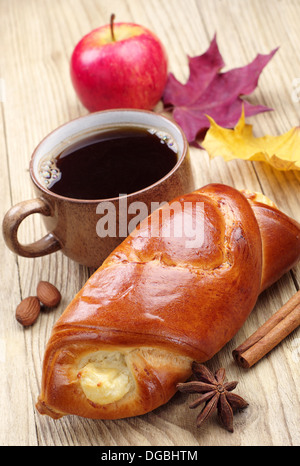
[[70, 15, 168, 112]]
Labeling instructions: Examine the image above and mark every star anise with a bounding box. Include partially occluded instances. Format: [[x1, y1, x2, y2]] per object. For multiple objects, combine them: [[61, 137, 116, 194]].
[[177, 362, 248, 432]]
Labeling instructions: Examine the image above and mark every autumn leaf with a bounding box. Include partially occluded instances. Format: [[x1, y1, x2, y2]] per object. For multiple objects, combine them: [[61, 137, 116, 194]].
[[202, 108, 300, 171], [162, 35, 278, 145]]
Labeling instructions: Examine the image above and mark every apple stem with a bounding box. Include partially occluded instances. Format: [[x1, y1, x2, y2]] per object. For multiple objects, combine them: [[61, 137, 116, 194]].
[[110, 14, 116, 42]]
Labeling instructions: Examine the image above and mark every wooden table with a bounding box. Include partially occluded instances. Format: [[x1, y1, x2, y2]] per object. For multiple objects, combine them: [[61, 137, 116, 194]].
[[1, 0, 299, 446]]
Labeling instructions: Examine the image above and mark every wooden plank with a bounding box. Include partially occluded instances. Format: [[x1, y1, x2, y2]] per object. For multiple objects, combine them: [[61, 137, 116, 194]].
[[0, 0, 91, 446], [0, 0, 299, 446], [0, 74, 38, 446], [193, 0, 300, 446]]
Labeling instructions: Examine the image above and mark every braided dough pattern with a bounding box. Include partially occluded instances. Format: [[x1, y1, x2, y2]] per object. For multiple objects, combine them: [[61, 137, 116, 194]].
[[36, 184, 300, 419]]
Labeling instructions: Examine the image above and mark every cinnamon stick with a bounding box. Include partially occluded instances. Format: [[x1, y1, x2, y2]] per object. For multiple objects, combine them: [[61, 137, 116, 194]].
[[233, 290, 300, 368]]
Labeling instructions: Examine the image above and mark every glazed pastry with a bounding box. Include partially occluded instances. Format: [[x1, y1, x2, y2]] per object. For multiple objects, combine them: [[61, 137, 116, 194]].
[[36, 184, 300, 419]]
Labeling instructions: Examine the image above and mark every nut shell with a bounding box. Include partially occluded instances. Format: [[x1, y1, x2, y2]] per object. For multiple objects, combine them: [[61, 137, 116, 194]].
[[37, 281, 61, 308], [16, 296, 41, 326]]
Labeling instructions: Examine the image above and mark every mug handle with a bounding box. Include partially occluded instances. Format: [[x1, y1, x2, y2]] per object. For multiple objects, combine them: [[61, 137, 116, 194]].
[[2, 197, 62, 258]]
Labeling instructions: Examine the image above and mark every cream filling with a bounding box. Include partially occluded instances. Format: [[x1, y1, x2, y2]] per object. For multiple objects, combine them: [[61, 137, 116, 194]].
[[77, 348, 192, 407], [77, 351, 133, 406]]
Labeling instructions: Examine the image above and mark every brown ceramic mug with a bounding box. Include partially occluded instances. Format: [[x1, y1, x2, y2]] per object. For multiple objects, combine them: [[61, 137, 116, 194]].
[[2, 109, 194, 268]]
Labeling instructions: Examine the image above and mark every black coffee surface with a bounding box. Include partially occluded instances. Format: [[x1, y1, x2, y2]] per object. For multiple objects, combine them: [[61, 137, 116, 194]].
[[47, 127, 178, 200]]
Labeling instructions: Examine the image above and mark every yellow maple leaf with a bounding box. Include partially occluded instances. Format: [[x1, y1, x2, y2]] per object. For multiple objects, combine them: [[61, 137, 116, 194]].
[[202, 109, 300, 171]]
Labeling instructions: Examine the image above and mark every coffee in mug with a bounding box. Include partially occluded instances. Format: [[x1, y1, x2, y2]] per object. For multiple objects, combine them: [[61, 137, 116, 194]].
[[2, 109, 194, 267], [40, 126, 178, 200]]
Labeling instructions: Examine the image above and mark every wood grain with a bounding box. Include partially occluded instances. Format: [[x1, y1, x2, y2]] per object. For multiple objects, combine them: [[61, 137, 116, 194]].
[[0, 0, 299, 446]]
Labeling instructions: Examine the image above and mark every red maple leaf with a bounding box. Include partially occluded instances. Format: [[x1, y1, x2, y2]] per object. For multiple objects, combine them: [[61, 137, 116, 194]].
[[162, 35, 278, 145]]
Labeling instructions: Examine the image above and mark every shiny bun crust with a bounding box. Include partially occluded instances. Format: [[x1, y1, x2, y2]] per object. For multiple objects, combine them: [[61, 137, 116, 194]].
[[36, 184, 300, 419]]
